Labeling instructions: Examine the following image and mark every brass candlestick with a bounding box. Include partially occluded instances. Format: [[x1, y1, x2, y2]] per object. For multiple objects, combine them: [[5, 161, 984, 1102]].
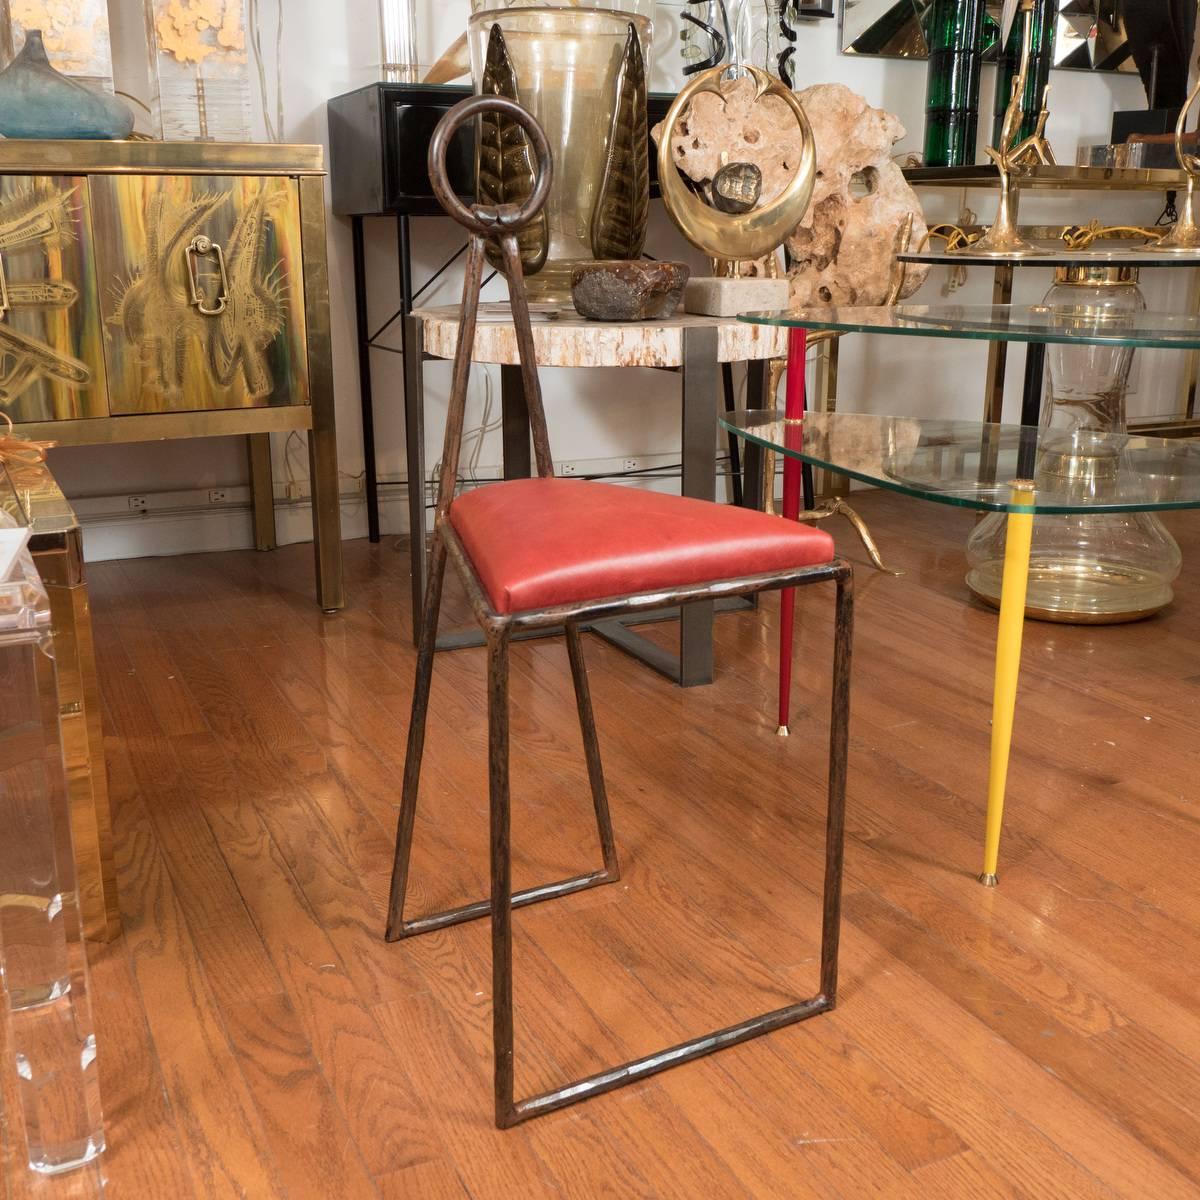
[[960, 0, 1050, 259], [1148, 57, 1200, 254]]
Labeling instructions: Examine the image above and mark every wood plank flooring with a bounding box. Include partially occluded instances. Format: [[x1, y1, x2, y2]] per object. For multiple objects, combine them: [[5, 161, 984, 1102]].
[[6, 490, 1200, 1198]]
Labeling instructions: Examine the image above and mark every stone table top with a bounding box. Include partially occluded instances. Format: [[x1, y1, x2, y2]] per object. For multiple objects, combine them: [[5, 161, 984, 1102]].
[[413, 303, 787, 368]]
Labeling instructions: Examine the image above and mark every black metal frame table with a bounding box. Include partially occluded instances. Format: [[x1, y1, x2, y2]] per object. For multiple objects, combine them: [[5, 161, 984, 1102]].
[[405, 303, 777, 686], [327, 81, 676, 543]]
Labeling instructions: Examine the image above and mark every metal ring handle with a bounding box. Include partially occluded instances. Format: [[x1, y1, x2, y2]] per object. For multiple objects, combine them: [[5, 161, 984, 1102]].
[[428, 94, 553, 236]]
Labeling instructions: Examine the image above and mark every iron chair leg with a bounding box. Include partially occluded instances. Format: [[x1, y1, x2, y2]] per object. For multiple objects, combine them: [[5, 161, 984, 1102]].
[[386, 535, 449, 941], [387, 568, 622, 943], [488, 571, 853, 1128], [488, 627, 516, 1122], [565, 622, 620, 879]]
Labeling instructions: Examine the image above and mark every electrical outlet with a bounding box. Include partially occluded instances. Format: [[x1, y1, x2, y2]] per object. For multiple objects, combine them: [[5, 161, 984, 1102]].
[[128, 495, 147, 511], [560, 462, 577, 475], [622, 458, 639, 473], [208, 488, 229, 504]]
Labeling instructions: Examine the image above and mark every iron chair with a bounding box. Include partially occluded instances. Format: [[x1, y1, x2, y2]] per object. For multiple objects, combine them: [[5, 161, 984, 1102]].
[[387, 94, 856, 1129]]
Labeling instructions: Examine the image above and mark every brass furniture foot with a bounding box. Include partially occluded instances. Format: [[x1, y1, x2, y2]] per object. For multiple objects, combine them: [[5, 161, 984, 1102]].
[[799, 499, 905, 576]]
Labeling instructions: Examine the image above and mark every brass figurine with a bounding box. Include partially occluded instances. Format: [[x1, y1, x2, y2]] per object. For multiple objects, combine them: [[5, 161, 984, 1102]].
[[1148, 55, 1200, 253], [960, 0, 1051, 259]]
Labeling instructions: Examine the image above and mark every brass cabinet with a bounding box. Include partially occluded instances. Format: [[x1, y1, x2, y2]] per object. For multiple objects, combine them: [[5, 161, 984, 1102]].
[[0, 141, 342, 612], [0, 174, 108, 423], [90, 173, 310, 414]]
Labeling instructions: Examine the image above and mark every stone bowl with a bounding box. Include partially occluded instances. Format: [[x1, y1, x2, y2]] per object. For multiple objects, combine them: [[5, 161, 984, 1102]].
[[570, 260, 690, 322]]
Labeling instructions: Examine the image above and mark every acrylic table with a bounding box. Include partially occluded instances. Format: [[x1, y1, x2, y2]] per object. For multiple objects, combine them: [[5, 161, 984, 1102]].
[[0, 460, 116, 943], [0, 540, 105, 1179], [726, 303, 1200, 883]]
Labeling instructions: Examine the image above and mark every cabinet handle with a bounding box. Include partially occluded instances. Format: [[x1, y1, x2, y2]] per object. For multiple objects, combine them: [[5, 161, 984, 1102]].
[[185, 235, 230, 317], [0, 254, 10, 322]]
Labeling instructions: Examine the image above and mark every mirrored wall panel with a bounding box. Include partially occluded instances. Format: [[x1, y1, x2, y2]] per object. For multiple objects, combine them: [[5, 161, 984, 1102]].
[[840, 0, 1138, 73]]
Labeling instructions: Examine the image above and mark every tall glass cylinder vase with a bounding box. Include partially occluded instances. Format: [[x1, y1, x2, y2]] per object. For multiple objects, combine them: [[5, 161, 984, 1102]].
[[468, 2, 655, 303], [966, 266, 1182, 622], [922, 0, 985, 167], [0, 546, 104, 1176], [380, 0, 418, 82], [991, 0, 1055, 149]]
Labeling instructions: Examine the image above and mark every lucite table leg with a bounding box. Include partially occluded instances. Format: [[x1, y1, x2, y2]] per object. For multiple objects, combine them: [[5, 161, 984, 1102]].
[[777, 327, 807, 736], [980, 481, 1035, 887]]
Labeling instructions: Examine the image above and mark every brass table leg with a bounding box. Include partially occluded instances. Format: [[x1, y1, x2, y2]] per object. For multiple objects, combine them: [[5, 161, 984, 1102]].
[[247, 433, 277, 551]]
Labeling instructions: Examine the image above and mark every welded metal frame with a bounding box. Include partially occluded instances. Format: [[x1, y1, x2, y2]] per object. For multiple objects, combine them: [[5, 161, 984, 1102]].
[[387, 94, 854, 1129]]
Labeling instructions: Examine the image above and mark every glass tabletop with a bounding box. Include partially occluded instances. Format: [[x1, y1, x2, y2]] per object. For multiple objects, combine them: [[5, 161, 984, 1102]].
[[720, 411, 1200, 514], [897, 248, 1200, 269], [738, 304, 1200, 350]]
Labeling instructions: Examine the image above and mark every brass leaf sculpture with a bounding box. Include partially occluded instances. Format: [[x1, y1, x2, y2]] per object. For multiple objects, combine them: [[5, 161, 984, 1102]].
[[477, 23, 548, 275], [591, 23, 648, 261]]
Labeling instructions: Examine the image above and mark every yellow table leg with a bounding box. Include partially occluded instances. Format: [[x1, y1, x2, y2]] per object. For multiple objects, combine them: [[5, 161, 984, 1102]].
[[980, 480, 1035, 888]]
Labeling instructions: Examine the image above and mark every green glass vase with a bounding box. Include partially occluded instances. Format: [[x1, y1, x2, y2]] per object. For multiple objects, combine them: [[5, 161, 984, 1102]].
[[923, 0, 986, 167], [991, 0, 1056, 149]]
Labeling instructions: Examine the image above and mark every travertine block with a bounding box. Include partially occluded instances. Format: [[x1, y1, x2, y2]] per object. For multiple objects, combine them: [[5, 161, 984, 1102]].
[[683, 276, 790, 317]]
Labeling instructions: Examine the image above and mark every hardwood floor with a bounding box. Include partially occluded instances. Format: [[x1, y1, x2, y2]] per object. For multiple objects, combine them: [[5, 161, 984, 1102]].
[[6, 490, 1200, 1198]]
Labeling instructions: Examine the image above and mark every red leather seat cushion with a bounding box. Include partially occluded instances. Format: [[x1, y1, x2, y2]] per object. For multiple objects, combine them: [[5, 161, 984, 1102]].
[[448, 478, 834, 614]]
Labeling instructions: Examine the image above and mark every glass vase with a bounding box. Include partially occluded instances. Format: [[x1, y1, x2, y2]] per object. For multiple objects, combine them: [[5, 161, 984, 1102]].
[[922, 0, 985, 167], [966, 266, 1182, 622], [0, 545, 105, 1176], [468, 3, 654, 304], [380, 0, 418, 82], [991, 0, 1056, 150], [144, 0, 252, 141], [0, 0, 114, 90]]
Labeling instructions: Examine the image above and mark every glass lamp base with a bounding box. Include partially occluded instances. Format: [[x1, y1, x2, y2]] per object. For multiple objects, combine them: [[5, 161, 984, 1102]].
[[966, 556, 1174, 623]]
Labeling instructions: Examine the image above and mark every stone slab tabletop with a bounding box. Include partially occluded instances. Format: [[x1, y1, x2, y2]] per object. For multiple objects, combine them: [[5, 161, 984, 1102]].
[[413, 303, 788, 369]]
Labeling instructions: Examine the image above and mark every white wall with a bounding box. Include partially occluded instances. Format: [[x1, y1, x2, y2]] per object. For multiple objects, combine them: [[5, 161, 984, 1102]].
[[50, 0, 1177, 559]]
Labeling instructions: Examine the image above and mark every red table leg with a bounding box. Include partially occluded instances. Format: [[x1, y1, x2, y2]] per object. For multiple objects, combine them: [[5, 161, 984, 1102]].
[[777, 327, 807, 735]]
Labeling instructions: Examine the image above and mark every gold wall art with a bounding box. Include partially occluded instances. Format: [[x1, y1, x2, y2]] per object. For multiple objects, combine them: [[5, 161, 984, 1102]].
[[91, 174, 308, 414], [0, 0, 114, 84], [0, 177, 105, 424]]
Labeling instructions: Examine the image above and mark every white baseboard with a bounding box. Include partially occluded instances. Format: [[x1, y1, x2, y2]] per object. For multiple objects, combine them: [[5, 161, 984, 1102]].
[[73, 456, 759, 562]]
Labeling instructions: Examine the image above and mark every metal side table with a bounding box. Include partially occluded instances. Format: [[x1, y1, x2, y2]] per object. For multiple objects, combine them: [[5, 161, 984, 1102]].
[[406, 304, 783, 686]]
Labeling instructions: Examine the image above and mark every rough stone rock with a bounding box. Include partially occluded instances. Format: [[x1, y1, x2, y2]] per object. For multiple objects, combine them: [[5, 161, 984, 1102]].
[[784, 83, 929, 308], [653, 74, 806, 204], [571, 260, 690, 322]]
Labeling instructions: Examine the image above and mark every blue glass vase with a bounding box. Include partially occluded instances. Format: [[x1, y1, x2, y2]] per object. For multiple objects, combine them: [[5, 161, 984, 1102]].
[[0, 30, 133, 140]]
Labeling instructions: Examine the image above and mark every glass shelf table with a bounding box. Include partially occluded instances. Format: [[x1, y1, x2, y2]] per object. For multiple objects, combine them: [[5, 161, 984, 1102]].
[[729, 300, 1200, 885]]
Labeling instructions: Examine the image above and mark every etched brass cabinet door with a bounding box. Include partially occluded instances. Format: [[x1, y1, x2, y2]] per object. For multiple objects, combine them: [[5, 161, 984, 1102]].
[[90, 174, 310, 414], [0, 175, 108, 423]]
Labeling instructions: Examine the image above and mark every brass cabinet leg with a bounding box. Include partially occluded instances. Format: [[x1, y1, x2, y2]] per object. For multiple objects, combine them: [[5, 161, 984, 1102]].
[[297, 172, 344, 612], [42, 576, 119, 942], [246, 433, 277, 551], [308, 425, 345, 613]]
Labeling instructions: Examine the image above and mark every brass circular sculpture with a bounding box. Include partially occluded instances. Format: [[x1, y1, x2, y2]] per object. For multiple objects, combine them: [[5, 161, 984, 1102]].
[[657, 65, 816, 262]]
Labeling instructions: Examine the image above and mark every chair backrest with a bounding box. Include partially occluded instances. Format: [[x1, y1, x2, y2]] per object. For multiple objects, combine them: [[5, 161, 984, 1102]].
[[427, 95, 556, 521]]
